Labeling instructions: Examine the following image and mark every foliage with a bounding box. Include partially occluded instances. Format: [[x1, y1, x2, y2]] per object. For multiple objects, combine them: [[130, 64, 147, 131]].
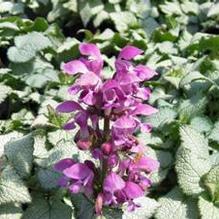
[[1, 0, 219, 218]]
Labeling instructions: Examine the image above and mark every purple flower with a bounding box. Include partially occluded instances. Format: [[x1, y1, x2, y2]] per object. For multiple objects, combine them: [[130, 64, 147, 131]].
[[79, 43, 103, 75], [54, 43, 159, 215], [54, 159, 94, 195], [103, 172, 125, 205]]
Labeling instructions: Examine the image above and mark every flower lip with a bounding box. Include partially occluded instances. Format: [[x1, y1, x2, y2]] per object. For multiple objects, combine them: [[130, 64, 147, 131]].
[[103, 172, 125, 193], [118, 45, 143, 60], [61, 60, 88, 75], [63, 163, 93, 180], [54, 158, 76, 172]]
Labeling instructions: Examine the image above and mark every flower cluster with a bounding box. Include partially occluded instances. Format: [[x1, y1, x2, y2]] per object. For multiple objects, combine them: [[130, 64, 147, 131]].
[[54, 43, 159, 215]]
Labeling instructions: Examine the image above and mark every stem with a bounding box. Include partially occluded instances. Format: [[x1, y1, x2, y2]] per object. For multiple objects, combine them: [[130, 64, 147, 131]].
[[103, 117, 110, 142]]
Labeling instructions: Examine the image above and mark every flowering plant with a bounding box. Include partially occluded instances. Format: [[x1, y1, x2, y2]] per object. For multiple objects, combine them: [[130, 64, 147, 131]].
[[54, 43, 159, 215]]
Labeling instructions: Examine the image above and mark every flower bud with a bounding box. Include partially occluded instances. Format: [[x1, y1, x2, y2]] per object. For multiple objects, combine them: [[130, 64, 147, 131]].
[[95, 193, 103, 215], [101, 142, 112, 155]]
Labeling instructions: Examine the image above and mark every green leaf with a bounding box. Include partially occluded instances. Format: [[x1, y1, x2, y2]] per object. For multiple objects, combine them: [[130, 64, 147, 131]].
[[145, 107, 177, 129], [0, 165, 31, 204], [25, 68, 59, 88], [4, 134, 34, 178], [0, 84, 12, 104], [37, 168, 60, 190], [63, 0, 77, 13], [179, 71, 208, 88], [79, 0, 104, 26], [208, 3, 219, 17], [0, 132, 23, 157], [190, 116, 213, 134], [0, 204, 23, 219], [210, 153, 219, 167], [175, 126, 211, 196], [23, 195, 74, 219], [7, 32, 52, 63], [102, 208, 122, 219], [155, 187, 198, 219], [178, 94, 207, 122], [159, 1, 182, 16], [137, 132, 163, 148], [47, 130, 75, 146], [203, 165, 219, 204], [148, 149, 173, 185], [209, 121, 219, 144], [198, 193, 219, 219], [110, 11, 137, 32], [123, 197, 159, 219], [71, 194, 95, 219], [37, 140, 75, 168]]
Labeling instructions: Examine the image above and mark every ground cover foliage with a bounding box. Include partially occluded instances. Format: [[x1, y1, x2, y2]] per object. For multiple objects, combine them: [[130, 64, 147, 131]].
[[1, 0, 219, 218]]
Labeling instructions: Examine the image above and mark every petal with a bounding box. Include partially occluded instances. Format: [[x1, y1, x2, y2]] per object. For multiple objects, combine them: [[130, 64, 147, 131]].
[[56, 101, 82, 113], [57, 176, 69, 187], [69, 182, 82, 193], [61, 60, 88, 75], [63, 121, 76, 130], [103, 172, 125, 193], [79, 43, 101, 58], [132, 103, 158, 116], [54, 158, 76, 172], [123, 182, 144, 199], [63, 163, 92, 180], [133, 156, 159, 172], [134, 65, 158, 80], [140, 123, 152, 133], [77, 72, 100, 87], [135, 87, 151, 100], [80, 89, 96, 105], [113, 116, 137, 130], [118, 45, 143, 60]]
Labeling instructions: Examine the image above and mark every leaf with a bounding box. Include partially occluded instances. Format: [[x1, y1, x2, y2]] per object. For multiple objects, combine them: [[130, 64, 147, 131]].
[[4, 134, 34, 178], [37, 140, 75, 168], [208, 3, 219, 17], [7, 32, 52, 63], [25, 68, 59, 88], [190, 116, 213, 134], [37, 168, 60, 190], [148, 149, 173, 185], [102, 208, 122, 219], [123, 197, 159, 219], [71, 194, 95, 219], [175, 126, 211, 196], [203, 165, 219, 204], [23, 195, 74, 219], [0, 132, 23, 157], [0, 204, 23, 219], [137, 132, 163, 148], [210, 153, 219, 167], [33, 131, 48, 158], [145, 107, 177, 129], [155, 187, 198, 219], [198, 193, 219, 219], [159, 1, 182, 16], [178, 94, 207, 122], [79, 0, 104, 26], [0, 84, 12, 104], [47, 129, 75, 146], [0, 165, 31, 204], [209, 121, 219, 144], [110, 11, 137, 32], [179, 71, 208, 88]]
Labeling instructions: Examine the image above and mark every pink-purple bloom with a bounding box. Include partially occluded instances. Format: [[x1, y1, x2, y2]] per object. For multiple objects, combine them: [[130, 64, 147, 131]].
[[54, 43, 159, 215]]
